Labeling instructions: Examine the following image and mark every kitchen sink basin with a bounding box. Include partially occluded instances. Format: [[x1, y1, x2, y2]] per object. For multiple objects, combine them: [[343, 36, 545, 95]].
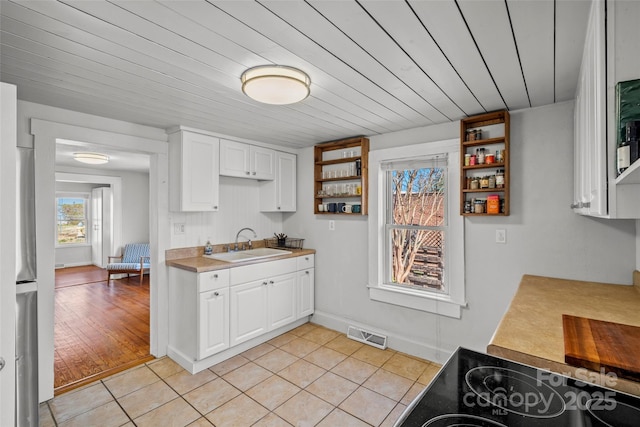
[[203, 247, 292, 263]]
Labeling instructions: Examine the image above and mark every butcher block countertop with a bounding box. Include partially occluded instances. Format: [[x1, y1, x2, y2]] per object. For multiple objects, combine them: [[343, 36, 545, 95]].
[[166, 245, 316, 273], [488, 273, 640, 396]]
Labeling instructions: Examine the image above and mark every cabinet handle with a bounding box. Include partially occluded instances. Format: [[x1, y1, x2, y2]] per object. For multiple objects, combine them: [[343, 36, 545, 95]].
[[262, 281, 268, 286], [305, 271, 309, 274], [213, 274, 218, 279], [277, 207, 281, 210], [245, 171, 250, 175], [269, 280, 275, 284], [305, 257, 309, 261], [0, 357, 5, 372], [252, 171, 256, 175], [214, 292, 219, 296], [213, 205, 218, 209]]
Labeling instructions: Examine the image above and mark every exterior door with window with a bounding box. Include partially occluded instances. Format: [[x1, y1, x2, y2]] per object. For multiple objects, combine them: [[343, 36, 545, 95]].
[[91, 187, 112, 268]]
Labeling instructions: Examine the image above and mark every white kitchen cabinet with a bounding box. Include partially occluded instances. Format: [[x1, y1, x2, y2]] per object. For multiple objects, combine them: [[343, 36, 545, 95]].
[[229, 257, 298, 346], [168, 269, 230, 362], [219, 139, 275, 180], [296, 254, 315, 318], [573, 0, 640, 218], [168, 254, 314, 372], [169, 128, 220, 212], [260, 151, 297, 212], [198, 287, 230, 359], [297, 269, 314, 318], [229, 279, 268, 346]]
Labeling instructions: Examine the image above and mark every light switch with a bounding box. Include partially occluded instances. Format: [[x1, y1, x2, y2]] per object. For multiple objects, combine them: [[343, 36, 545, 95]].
[[329, 220, 335, 231], [496, 229, 506, 244]]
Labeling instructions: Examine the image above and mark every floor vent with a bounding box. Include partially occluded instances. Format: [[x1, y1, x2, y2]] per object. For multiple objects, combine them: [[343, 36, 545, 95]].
[[347, 325, 388, 350]]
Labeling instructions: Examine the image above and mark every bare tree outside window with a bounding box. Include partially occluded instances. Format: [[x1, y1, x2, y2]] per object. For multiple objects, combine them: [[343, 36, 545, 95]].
[[390, 167, 446, 290]]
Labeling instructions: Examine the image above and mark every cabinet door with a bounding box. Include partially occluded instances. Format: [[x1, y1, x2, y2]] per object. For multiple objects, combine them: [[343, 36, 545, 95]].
[[297, 268, 314, 319], [268, 273, 297, 330], [220, 139, 250, 178], [198, 288, 229, 359], [573, 0, 607, 217], [170, 131, 220, 212], [230, 280, 268, 346], [260, 151, 296, 212], [251, 146, 275, 180]]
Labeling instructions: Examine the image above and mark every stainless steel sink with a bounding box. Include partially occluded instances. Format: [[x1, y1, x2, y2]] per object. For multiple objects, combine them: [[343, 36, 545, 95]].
[[203, 247, 292, 263]]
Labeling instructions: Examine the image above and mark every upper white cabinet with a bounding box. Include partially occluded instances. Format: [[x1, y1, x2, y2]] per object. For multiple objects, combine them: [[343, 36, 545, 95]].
[[219, 139, 275, 180], [573, 0, 640, 218], [169, 129, 220, 212], [260, 151, 297, 212]]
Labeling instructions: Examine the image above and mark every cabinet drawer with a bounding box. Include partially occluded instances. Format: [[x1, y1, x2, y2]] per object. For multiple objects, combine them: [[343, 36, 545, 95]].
[[198, 269, 230, 292], [231, 258, 297, 285], [296, 254, 314, 270]]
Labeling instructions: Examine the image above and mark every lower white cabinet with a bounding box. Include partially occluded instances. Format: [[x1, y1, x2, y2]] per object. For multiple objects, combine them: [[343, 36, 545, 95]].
[[169, 254, 314, 370], [229, 272, 296, 346], [297, 268, 314, 318], [198, 287, 230, 359]]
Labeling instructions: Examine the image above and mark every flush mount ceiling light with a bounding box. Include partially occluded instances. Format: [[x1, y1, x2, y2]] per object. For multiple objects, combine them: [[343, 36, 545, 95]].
[[73, 152, 109, 165], [241, 65, 311, 105]]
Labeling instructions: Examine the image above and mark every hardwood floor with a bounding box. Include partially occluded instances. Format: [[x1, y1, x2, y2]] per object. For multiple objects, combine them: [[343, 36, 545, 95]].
[[54, 266, 153, 395]]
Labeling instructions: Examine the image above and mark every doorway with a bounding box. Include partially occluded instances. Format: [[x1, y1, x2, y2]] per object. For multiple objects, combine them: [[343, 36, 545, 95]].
[[53, 170, 150, 394], [31, 118, 170, 402]]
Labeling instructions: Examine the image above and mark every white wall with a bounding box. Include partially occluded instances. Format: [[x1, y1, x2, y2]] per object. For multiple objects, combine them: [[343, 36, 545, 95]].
[[168, 176, 285, 249], [284, 101, 637, 363]]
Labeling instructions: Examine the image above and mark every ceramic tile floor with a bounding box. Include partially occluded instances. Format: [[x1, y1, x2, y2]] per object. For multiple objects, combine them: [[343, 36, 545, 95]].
[[39, 323, 442, 427]]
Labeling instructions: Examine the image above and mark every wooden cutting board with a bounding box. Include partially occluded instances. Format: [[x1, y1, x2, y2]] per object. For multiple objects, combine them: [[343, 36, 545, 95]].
[[562, 314, 640, 382]]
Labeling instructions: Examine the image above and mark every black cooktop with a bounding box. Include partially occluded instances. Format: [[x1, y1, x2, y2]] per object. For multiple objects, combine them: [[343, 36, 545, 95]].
[[395, 347, 640, 426]]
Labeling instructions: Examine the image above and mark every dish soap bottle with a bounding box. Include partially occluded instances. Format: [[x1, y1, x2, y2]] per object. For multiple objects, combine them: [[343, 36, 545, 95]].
[[204, 240, 213, 255]]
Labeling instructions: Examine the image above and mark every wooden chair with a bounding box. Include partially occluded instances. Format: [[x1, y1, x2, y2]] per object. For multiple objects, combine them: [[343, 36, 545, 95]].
[[106, 243, 150, 285]]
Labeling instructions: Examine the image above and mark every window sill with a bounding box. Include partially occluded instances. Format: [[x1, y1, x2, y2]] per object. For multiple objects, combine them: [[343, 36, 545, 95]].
[[368, 284, 466, 319], [55, 243, 91, 248]]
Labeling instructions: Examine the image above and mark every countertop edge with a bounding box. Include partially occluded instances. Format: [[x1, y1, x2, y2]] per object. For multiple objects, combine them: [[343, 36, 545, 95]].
[[166, 248, 316, 273]]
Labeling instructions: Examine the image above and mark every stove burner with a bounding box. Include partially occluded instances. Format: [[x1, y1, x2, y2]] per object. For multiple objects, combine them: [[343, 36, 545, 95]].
[[422, 414, 508, 427], [465, 366, 566, 418], [587, 398, 640, 427]]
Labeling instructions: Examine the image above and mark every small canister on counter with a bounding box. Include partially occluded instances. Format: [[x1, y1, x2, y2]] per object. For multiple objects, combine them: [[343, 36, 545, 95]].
[[487, 195, 500, 214]]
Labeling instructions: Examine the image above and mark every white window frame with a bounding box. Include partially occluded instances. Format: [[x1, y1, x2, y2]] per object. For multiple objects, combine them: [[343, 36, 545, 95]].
[[368, 139, 466, 318], [55, 192, 91, 248]]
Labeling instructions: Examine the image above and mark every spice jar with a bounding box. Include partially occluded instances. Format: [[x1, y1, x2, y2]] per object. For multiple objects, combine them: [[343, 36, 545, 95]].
[[477, 148, 485, 165], [464, 200, 471, 213], [465, 177, 471, 189], [485, 153, 495, 164], [464, 154, 471, 166], [496, 169, 505, 188], [480, 176, 489, 189], [489, 175, 496, 189], [474, 199, 485, 214], [470, 177, 479, 190]]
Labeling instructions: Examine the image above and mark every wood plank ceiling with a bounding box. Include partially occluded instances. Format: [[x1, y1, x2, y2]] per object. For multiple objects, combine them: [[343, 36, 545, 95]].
[[0, 0, 591, 148]]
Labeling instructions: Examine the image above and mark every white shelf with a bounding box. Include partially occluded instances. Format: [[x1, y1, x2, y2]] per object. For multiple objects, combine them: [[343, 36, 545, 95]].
[[615, 159, 640, 185]]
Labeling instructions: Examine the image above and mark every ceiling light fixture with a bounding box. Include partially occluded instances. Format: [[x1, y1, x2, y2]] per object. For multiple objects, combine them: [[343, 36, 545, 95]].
[[73, 152, 109, 165], [241, 65, 311, 105]]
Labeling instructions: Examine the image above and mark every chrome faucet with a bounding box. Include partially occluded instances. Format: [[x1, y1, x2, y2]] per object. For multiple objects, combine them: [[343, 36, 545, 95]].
[[234, 227, 257, 251]]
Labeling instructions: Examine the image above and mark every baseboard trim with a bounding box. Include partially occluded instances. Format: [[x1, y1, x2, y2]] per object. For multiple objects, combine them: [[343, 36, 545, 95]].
[[310, 310, 454, 364]]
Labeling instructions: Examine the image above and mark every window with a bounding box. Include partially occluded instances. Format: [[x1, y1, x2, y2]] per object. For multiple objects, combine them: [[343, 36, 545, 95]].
[[368, 139, 465, 318], [56, 194, 89, 246]]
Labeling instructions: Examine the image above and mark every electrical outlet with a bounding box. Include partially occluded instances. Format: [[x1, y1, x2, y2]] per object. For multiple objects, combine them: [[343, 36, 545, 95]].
[[496, 229, 506, 244], [329, 220, 335, 231], [174, 223, 186, 234]]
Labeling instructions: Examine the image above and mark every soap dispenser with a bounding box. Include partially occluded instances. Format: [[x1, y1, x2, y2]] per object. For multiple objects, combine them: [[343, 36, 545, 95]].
[[204, 240, 213, 255]]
